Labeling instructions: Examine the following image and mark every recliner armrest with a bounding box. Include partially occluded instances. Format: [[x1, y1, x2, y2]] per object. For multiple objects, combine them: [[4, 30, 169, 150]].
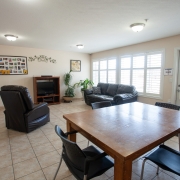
[[25, 102, 49, 123]]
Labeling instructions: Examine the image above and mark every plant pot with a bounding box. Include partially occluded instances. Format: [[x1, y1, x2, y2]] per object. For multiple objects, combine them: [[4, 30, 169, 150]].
[[63, 96, 73, 103], [81, 90, 85, 101]]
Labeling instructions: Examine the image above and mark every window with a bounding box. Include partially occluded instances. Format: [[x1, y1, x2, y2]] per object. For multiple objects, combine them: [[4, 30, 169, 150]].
[[92, 58, 116, 85], [120, 51, 163, 97]]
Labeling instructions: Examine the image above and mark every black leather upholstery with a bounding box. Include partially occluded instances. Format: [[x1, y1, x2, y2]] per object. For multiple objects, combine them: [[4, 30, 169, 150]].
[[84, 83, 138, 106], [0, 85, 50, 133]]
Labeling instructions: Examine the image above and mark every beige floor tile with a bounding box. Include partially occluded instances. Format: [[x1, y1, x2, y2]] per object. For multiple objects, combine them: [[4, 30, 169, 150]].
[[8, 130, 26, 138], [37, 150, 60, 168], [132, 159, 158, 180], [153, 172, 177, 180], [10, 141, 32, 153], [33, 142, 55, 156], [0, 153, 12, 168], [16, 170, 46, 180], [0, 127, 8, 133], [0, 131, 9, 140], [164, 140, 179, 151], [77, 133, 87, 143], [0, 138, 10, 148], [0, 165, 14, 180], [12, 147, 35, 164], [42, 161, 71, 180], [45, 133, 60, 142], [50, 139, 62, 150], [13, 157, 41, 179], [29, 135, 49, 147], [0, 144, 10, 156], [27, 129, 44, 140]]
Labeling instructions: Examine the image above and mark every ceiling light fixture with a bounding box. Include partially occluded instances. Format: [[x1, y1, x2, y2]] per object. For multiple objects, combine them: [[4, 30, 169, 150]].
[[4, 34, 18, 41], [130, 23, 145, 32], [76, 44, 84, 49]]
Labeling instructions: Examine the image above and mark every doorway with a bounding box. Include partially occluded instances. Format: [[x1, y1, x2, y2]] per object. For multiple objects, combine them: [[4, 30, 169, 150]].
[[175, 50, 180, 105]]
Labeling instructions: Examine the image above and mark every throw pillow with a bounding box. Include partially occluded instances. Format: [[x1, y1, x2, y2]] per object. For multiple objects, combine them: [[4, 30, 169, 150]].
[[92, 87, 101, 95]]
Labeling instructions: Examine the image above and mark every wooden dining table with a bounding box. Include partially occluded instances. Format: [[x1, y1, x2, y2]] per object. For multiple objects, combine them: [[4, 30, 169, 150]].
[[63, 102, 180, 180]]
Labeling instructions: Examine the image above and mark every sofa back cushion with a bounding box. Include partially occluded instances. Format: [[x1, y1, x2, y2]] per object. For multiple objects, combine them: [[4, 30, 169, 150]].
[[92, 87, 101, 95], [117, 84, 135, 94], [97, 83, 109, 95], [106, 84, 118, 96]]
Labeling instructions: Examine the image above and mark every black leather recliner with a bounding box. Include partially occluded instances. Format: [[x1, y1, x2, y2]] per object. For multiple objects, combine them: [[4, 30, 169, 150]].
[[0, 85, 50, 133]]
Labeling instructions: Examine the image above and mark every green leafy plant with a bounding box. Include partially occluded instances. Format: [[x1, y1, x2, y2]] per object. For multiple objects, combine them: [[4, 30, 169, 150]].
[[64, 70, 75, 97], [74, 79, 94, 91]]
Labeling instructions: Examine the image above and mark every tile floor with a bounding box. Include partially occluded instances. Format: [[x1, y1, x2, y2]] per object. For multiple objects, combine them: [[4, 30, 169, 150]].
[[0, 100, 179, 180]]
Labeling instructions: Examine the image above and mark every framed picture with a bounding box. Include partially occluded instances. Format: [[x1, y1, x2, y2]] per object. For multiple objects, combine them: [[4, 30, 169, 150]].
[[70, 60, 81, 72], [0, 56, 28, 75]]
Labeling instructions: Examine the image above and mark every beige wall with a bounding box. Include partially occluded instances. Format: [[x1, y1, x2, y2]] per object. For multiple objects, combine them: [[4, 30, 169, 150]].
[[91, 35, 180, 105], [0, 45, 90, 107]]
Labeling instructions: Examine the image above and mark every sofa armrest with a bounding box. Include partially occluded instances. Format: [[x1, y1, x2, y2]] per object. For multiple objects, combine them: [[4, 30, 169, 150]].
[[114, 93, 137, 104], [25, 102, 49, 123], [84, 89, 93, 95]]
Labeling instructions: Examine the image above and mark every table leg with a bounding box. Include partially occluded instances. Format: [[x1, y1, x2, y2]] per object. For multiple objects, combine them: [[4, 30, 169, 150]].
[[114, 157, 132, 180], [66, 121, 76, 142]]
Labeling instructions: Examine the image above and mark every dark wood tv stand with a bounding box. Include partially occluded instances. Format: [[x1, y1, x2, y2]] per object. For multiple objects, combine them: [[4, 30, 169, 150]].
[[33, 76, 60, 105]]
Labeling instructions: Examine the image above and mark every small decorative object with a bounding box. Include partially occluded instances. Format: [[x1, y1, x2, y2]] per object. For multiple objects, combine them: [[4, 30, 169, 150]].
[[0, 56, 28, 75], [63, 70, 76, 103], [164, 68, 173, 75], [28, 55, 56, 63], [70, 60, 81, 72]]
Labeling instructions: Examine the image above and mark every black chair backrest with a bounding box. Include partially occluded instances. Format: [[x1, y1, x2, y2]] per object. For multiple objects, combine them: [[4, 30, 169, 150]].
[[55, 125, 86, 172], [155, 102, 180, 111], [91, 101, 112, 110], [1, 85, 34, 110]]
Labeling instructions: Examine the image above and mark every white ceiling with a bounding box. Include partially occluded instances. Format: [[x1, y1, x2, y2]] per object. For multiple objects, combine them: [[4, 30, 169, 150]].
[[0, 0, 180, 54]]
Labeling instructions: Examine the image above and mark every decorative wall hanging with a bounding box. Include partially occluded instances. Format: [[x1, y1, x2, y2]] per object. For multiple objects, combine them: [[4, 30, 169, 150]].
[[0, 56, 28, 75], [28, 55, 56, 63], [70, 60, 81, 72]]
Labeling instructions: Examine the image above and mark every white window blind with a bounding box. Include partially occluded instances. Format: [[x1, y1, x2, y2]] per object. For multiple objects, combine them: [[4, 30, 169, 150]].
[[100, 60, 107, 70], [108, 59, 116, 69], [132, 69, 144, 92], [121, 70, 130, 85], [120, 52, 163, 97], [108, 70, 116, 83], [93, 61, 99, 70], [146, 53, 162, 94], [93, 71, 99, 86], [100, 71, 107, 83]]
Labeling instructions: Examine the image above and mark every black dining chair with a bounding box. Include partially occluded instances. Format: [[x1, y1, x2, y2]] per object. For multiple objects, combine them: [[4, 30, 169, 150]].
[[53, 125, 114, 180], [140, 144, 180, 180], [155, 102, 180, 110], [91, 101, 112, 110]]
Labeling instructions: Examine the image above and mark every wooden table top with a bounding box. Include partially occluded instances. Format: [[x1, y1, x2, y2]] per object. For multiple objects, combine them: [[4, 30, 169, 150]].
[[63, 102, 180, 161]]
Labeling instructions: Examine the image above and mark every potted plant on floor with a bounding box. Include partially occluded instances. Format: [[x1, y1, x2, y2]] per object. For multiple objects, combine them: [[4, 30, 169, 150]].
[[74, 79, 94, 99], [63, 70, 75, 102]]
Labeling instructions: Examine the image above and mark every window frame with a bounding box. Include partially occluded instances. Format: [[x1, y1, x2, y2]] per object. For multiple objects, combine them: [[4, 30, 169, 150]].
[[120, 50, 164, 99]]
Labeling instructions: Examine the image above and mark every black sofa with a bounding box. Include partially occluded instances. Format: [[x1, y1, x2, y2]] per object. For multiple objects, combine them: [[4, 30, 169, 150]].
[[84, 83, 138, 106], [0, 85, 50, 133]]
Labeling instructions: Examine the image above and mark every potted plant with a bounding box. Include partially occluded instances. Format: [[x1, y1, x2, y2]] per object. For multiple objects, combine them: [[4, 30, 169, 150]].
[[74, 79, 94, 99], [63, 70, 75, 102]]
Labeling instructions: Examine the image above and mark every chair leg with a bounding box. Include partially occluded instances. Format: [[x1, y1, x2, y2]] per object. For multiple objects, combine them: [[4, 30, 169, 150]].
[[83, 175, 87, 180], [87, 140, 89, 147], [53, 152, 63, 180], [156, 166, 160, 175], [178, 133, 180, 151], [140, 159, 147, 180]]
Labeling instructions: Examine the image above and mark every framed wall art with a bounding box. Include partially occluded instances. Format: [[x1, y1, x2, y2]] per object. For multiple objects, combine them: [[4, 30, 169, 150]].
[[0, 56, 28, 75], [70, 60, 81, 72]]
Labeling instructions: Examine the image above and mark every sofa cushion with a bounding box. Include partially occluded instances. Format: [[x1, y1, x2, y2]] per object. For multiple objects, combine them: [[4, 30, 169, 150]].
[[97, 83, 109, 95], [92, 87, 101, 95], [106, 84, 118, 96], [117, 84, 134, 94]]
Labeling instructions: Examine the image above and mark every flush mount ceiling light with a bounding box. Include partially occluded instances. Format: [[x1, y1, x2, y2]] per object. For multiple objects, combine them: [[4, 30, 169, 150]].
[[4, 34, 18, 41], [76, 44, 84, 49], [130, 23, 145, 32]]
